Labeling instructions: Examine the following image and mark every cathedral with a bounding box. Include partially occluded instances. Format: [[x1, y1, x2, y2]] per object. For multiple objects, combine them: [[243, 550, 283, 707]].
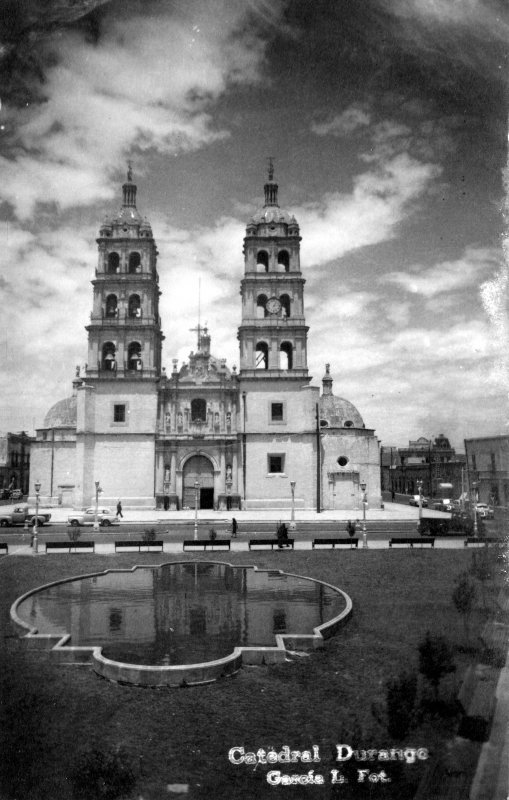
[[30, 166, 381, 511]]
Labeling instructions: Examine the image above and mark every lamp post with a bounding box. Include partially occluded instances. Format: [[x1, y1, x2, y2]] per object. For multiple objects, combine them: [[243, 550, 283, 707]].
[[471, 480, 478, 536], [360, 481, 368, 548], [32, 481, 41, 553], [93, 481, 101, 532], [417, 479, 423, 532], [194, 481, 200, 540], [290, 480, 296, 530]]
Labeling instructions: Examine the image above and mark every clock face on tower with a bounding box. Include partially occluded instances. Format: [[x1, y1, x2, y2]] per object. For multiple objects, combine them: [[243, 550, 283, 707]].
[[266, 297, 281, 315]]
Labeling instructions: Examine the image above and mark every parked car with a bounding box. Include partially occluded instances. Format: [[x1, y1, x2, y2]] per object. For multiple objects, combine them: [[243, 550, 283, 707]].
[[9, 489, 23, 500], [0, 504, 52, 527], [475, 503, 494, 519], [408, 495, 429, 507], [67, 507, 118, 527], [431, 501, 451, 513]]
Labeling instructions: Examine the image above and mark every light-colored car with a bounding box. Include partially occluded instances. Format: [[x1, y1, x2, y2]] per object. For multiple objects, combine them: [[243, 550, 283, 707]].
[[67, 507, 118, 527], [0, 504, 52, 527], [408, 495, 429, 507], [475, 503, 494, 519]]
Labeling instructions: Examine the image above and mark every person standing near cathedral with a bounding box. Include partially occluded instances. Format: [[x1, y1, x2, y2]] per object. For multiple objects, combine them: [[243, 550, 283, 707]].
[[116, 500, 123, 519], [232, 517, 238, 537]]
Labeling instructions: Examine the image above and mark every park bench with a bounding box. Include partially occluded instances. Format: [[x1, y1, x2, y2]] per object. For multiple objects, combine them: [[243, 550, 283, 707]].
[[0, 543, 8, 554], [182, 539, 231, 551], [464, 536, 500, 547], [45, 541, 95, 553], [312, 537, 358, 549], [389, 537, 435, 548], [115, 540, 164, 553], [248, 538, 294, 550], [481, 621, 509, 667]]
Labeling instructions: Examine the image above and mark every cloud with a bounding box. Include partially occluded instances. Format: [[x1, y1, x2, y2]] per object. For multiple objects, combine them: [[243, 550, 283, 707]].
[[383, 246, 502, 298], [0, 0, 280, 219], [297, 153, 441, 268], [311, 104, 371, 136]]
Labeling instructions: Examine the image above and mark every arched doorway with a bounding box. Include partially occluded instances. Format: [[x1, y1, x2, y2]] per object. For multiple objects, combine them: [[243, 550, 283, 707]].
[[182, 455, 215, 509]]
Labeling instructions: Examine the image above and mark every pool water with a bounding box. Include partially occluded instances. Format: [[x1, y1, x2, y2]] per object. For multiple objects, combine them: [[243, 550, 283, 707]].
[[16, 563, 346, 666]]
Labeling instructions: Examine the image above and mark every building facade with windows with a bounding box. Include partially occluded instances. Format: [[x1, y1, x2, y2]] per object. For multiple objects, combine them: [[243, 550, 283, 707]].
[[380, 434, 466, 499], [464, 435, 509, 509], [30, 167, 380, 511], [0, 431, 33, 498]]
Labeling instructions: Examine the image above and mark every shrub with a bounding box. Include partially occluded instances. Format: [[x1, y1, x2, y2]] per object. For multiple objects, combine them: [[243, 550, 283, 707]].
[[67, 525, 81, 543], [386, 671, 418, 738], [452, 572, 477, 644], [70, 746, 136, 800], [418, 631, 456, 700], [142, 527, 156, 543], [209, 527, 217, 540]]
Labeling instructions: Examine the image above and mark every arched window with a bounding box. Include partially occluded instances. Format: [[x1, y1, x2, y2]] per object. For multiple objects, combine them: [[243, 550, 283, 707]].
[[256, 293, 268, 318], [105, 294, 118, 318], [256, 250, 269, 272], [278, 250, 290, 272], [127, 342, 142, 371], [107, 252, 120, 273], [280, 341, 293, 370], [128, 294, 141, 318], [191, 398, 206, 422], [128, 252, 141, 273], [256, 341, 269, 370], [280, 294, 291, 317], [102, 342, 116, 371]]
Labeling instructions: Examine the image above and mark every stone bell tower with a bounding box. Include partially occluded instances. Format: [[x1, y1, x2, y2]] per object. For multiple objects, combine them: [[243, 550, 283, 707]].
[[85, 165, 164, 379], [237, 159, 309, 382]]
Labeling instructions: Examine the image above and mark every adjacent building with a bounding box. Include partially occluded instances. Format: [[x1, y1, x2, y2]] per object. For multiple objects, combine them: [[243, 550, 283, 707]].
[[464, 435, 509, 508], [381, 434, 466, 499], [0, 431, 33, 498], [30, 166, 381, 511]]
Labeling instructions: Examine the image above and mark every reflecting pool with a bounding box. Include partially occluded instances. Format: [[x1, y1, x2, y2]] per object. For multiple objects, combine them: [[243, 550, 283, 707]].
[[16, 563, 347, 666]]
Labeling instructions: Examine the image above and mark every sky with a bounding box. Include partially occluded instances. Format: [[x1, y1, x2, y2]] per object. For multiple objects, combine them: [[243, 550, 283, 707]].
[[0, 0, 508, 449]]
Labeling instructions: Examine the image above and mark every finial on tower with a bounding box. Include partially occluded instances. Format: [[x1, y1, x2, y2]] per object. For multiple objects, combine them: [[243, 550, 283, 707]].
[[264, 156, 279, 207], [267, 156, 274, 182], [127, 161, 133, 182], [122, 162, 137, 207], [322, 364, 333, 395]]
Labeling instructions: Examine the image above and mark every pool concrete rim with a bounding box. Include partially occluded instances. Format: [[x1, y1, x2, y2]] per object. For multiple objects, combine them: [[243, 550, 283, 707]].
[[10, 560, 353, 687]]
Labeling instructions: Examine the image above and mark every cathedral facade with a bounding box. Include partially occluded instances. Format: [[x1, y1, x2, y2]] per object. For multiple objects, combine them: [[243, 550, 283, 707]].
[[30, 167, 381, 511]]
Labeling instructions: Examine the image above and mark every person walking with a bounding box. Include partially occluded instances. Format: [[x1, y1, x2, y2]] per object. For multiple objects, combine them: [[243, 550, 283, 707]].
[[232, 517, 238, 537], [346, 520, 356, 537], [116, 500, 123, 519]]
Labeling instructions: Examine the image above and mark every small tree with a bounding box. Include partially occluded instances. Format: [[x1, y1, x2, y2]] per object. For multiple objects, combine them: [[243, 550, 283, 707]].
[[418, 631, 456, 701], [70, 746, 136, 800], [386, 671, 418, 738], [142, 527, 156, 543], [469, 547, 496, 612], [452, 572, 477, 646], [209, 527, 217, 541], [67, 525, 81, 544]]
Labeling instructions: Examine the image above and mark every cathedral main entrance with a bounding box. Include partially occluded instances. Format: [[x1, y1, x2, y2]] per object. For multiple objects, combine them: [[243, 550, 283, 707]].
[[182, 455, 215, 509]]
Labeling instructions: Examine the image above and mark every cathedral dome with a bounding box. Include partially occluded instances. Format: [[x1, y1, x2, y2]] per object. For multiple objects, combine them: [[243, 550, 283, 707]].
[[43, 396, 77, 428], [319, 365, 364, 428]]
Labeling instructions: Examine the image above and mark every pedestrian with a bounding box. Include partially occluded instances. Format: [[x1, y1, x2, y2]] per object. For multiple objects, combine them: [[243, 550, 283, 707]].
[[391, 489, 395, 502], [232, 517, 238, 537], [277, 522, 288, 549], [116, 500, 123, 519], [346, 519, 356, 537]]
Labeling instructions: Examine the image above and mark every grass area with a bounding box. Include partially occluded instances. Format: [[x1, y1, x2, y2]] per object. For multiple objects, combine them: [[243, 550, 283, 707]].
[[0, 550, 496, 800]]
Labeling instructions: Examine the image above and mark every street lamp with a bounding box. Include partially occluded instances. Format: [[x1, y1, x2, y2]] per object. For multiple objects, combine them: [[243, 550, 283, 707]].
[[416, 479, 423, 531], [471, 480, 479, 536], [360, 481, 368, 548], [93, 481, 101, 532], [290, 481, 296, 530], [32, 481, 41, 553], [194, 481, 200, 540]]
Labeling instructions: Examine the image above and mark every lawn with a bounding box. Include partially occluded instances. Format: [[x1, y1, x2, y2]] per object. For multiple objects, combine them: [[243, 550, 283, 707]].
[[0, 550, 493, 800]]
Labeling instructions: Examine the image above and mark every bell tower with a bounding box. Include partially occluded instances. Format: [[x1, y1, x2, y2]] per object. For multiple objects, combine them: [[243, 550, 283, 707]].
[[237, 161, 309, 382], [85, 166, 164, 380]]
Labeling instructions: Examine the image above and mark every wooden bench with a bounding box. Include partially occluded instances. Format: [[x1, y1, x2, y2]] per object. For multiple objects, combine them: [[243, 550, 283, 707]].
[[312, 537, 358, 549], [182, 539, 231, 551], [0, 543, 8, 554], [115, 540, 164, 553], [45, 541, 95, 553], [464, 536, 500, 547], [248, 538, 294, 550], [389, 537, 435, 548]]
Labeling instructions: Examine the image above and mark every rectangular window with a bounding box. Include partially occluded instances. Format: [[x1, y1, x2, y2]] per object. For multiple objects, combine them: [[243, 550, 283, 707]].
[[113, 404, 126, 423], [271, 402, 284, 421], [268, 455, 284, 473]]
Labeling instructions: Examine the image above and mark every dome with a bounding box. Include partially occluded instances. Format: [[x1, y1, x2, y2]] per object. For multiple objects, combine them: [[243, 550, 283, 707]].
[[251, 206, 295, 225], [43, 396, 77, 428], [319, 394, 364, 429], [319, 364, 364, 428]]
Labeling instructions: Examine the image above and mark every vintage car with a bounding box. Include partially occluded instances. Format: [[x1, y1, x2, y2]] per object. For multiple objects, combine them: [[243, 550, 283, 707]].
[[0, 504, 52, 527], [408, 495, 429, 507], [67, 507, 118, 527], [475, 503, 494, 519]]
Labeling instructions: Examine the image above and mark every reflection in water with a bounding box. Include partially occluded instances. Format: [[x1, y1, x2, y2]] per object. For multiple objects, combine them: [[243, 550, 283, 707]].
[[16, 563, 345, 666]]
